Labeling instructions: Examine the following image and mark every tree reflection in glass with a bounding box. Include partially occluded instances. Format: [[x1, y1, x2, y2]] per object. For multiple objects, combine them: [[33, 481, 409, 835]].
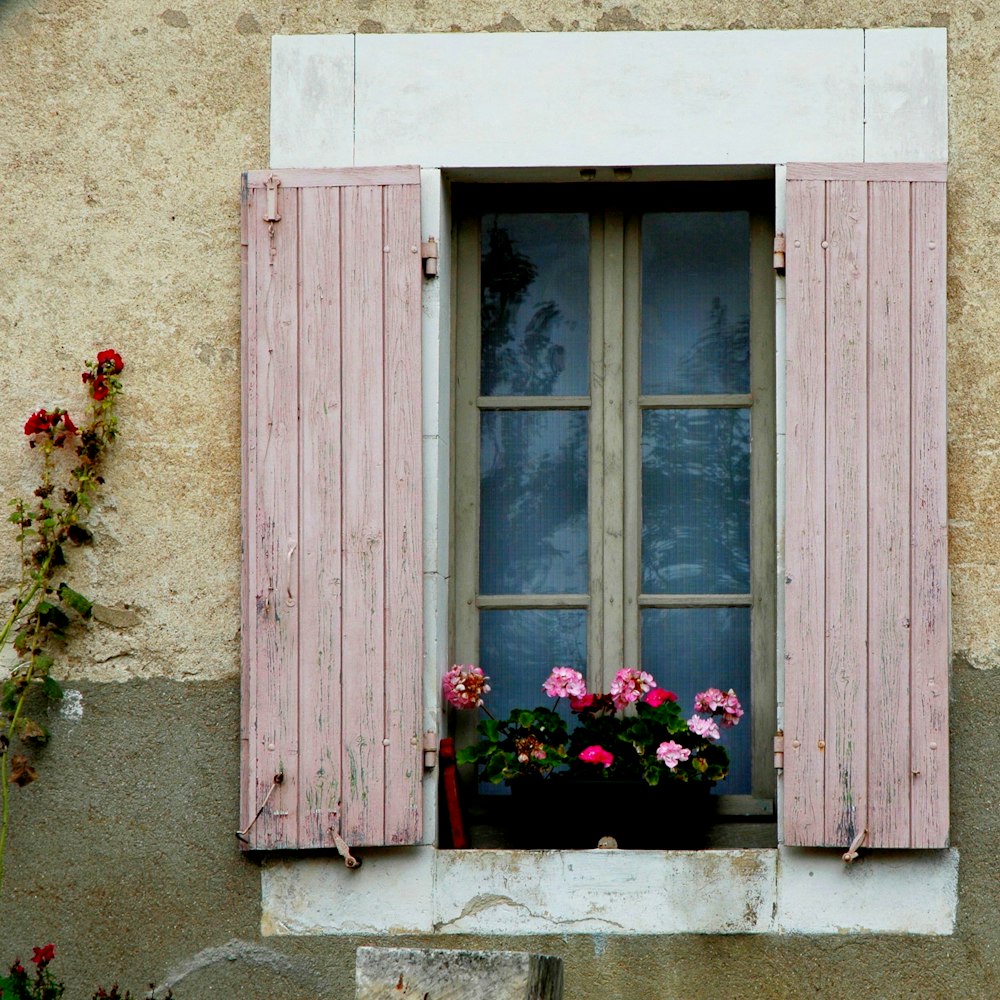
[[642, 409, 750, 594], [480, 214, 589, 397]]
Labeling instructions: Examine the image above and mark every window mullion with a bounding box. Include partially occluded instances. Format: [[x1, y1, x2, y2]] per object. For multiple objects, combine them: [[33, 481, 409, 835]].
[[587, 212, 605, 690], [599, 209, 626, 690], [622, 212, 642, 670]]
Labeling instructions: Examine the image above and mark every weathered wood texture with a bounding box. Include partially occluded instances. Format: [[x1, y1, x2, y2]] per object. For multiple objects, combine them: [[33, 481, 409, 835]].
[[783, 164, 948, 849], [355, 947, 564, 1000], [240, 168, 423, 850]]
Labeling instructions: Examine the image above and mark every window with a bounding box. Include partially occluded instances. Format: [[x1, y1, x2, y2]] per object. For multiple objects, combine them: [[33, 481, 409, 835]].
[[451, 182, 776, 836]]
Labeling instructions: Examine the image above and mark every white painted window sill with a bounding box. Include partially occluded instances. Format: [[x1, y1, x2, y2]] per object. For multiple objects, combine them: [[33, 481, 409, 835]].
[[261, 845, 957, 936]]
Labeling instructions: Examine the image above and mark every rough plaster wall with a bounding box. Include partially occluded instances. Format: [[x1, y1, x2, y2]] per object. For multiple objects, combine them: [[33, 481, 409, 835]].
[[0, 0, 995, 684], [0, 0, 998, 997]]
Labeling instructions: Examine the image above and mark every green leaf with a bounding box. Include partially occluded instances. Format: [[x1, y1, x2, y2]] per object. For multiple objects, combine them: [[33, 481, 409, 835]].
[[58, 582, 93, 617], [41, 676, 63, 700], [33, 653, 54, 673], [1, 681, 18, 714], [36, 602, 70, 629], [478, 718, 502, 743]]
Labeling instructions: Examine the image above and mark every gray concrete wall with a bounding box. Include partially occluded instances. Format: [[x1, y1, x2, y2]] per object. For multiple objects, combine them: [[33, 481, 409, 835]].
[[0, 673, 996, 997], [1, 0, 998, 995]]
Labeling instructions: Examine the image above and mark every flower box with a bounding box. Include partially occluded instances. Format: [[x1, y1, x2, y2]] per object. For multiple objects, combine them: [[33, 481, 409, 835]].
[[508, 776, 714, 850]]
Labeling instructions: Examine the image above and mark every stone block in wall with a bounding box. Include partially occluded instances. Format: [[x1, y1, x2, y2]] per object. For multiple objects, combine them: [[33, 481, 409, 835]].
[[355, 946, 563, 1000]]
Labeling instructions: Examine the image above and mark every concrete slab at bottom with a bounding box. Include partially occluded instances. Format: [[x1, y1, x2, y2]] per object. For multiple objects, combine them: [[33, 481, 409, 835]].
[[356, 946, 564, 1000]]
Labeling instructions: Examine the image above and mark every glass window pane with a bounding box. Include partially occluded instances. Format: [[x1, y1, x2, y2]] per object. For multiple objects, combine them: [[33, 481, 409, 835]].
[[478, 609, 587, 795], [641, 212, 750, 395], [481, 213, 589, 397], [480, 410, 588, 595], [479, 609, 587, 720], [642, 409, 750, 594], [641, 607, 751, 794]]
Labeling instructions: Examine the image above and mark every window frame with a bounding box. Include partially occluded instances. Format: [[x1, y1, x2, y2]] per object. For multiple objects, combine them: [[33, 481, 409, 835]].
[[450, 181, 776, 814]]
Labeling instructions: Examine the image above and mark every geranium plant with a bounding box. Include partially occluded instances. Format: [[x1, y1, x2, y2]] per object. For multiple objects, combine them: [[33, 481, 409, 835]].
[[0, 351, 125, 895], [446, 663, 742, 787]]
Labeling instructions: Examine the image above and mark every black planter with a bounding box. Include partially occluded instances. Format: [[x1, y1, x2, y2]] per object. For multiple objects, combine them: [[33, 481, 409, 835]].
[[508, 777, 715, 850]]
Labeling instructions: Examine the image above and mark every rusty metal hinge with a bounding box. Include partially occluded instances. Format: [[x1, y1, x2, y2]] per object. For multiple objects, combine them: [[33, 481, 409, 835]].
[[263, 173, 281, 224], [773, 233, 786, 273], [332, 832, 362, 869], [422, 730, 438, 769], [421, 237, 439, 277], [773, 730, 784, 769]]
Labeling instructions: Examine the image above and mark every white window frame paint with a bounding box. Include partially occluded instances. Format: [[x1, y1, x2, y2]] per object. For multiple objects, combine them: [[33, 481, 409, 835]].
[[261, 27, 956, 936]]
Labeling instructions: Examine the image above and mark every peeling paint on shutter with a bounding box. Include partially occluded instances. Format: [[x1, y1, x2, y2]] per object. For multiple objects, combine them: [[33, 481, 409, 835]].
[[783, 162, 948, 850], [240, 167, 423, 850]]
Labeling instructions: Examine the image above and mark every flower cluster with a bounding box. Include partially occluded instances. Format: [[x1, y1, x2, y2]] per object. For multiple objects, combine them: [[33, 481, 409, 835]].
[[0, 943, 63, 1000], [693, 686, 744, 728], [609, 666, 654, 710], [81, 348, 125, 402], [449, 661, 741, 787], [542, 665, 587, 699], [23, 409, 77, 448], [442, 663, 491, 709]]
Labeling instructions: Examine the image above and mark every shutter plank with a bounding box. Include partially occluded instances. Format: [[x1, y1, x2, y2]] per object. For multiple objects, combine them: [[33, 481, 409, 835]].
[[240, 179, 256, 841], [251, 187, 301, 848], [298, 186, 345, 848], [823, 179, 868, 847], [340, 184, 388, 844], [910, 180, 949, 847], [867, 181, 912, 847], [382, 183, 424, 843], [783, 178, 827, 845]]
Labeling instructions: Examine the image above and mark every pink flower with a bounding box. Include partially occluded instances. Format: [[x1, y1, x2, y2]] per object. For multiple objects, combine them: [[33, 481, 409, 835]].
[[542, 666, 587, 700], [578, 745, 614, 768], [442, 664, 491, 710], [644, 687, 676, 708], [656, 740, 691, 770], [694, 687, 725, 713], [610, 667, 655, 711], [720, 689, 744, 728], [687, 715, 721, 740]]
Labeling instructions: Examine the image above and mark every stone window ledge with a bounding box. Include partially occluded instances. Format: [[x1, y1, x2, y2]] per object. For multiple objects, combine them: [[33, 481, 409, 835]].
[[261, 846, 957, 936]]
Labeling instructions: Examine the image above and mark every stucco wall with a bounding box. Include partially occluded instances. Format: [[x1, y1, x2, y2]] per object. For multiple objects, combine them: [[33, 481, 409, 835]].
[[1, 0, 998, 995]]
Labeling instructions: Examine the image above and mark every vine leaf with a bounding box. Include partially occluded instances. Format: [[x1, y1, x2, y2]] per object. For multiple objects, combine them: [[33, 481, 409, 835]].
[[40, 676, 63, 701], [58, 582, 93, 618], [35, 601, 69, 629]]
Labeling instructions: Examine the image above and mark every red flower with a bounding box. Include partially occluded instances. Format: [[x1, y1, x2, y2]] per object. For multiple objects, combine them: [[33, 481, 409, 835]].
[[24, 410, 54, 435], [569, 693, 596, 712], [91, 376, 109, 401], [645, 687, 677, 708], [61, 412, 77, 435], [97, 349, 124, 374], [31, 943, 55, 966]]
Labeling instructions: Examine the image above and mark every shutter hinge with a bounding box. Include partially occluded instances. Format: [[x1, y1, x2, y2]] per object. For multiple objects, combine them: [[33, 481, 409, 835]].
[[421, 237, 439, 277], [423, 730, 438, 769], [773, 233, 786, 274], [773, 730, 784, 769], [263, 173, 281, 224], [332, 831, 362, 869]]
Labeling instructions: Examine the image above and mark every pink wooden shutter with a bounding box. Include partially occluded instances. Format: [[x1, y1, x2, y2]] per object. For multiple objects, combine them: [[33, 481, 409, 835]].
[[784, 163, 948, 849], [240, 167, 424, 851]]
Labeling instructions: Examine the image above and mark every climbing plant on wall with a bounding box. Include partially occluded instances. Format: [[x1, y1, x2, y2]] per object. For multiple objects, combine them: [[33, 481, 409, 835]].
[[0, 350, 125, 895]]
